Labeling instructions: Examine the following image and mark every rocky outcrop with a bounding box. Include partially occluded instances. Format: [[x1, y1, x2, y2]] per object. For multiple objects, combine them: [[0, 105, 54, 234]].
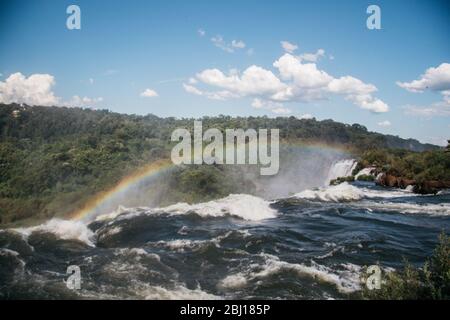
[[413, 180, 450, 194], [376, 172, 450, 194]]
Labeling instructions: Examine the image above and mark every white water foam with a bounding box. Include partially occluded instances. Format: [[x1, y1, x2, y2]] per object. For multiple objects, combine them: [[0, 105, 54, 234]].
[[98, 194, 278, 222], [294, 183, 450, 215], [218, 253, 362, 294], [356, 201, 450, 216], [13, 219, 95, 247], [295, 182, 365, 202], [156, 194, 278, 221], [0, 248, 21, 257], [115, 247, 161, 262], [143, 284, 220, 300], [152, 230, 253, 253], [295, 182, 419, 203]]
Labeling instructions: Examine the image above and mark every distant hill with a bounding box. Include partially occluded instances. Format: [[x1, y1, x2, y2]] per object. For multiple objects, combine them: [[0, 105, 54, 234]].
[[0, 103, 438, 150]]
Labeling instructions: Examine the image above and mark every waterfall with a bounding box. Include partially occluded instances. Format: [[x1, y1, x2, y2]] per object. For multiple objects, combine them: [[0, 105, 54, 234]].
[[325, 159, 357, 185]]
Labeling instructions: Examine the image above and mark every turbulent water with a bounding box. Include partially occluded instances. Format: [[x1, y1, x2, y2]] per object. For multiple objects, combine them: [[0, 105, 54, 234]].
[[1, 161, 450, 300]]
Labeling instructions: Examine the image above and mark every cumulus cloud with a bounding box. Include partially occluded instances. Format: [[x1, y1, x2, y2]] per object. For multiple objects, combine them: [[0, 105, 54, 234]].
[[182, 83, 238, 100], [196, 66, 286, 96], [183, 53, 388, 114], [281, 41, 298, 54], [397, 63, 450, 93], [0, 72, 104, 108], [140, 88, 159, 97], [0, 72, 59, 106], [377, 120, 391, 127], [398, 63, 450, 117]]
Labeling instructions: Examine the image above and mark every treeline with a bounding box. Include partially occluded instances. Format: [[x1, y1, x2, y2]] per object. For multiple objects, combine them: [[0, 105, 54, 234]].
[[1, 104, 437, 150], [0, 103, 439, 225], [357, 148, 450, 182]]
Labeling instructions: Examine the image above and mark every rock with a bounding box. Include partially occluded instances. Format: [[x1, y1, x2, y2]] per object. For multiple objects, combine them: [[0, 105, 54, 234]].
[[372, 169, 449, 195], [414, 181, 450, 194], [385, 174, 399, 187], [375, 172, 386, 185], [398, 178, 416, 189]]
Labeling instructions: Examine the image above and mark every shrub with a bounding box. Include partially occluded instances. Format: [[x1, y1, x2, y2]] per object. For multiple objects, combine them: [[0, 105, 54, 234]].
[[362, 233, 450, 300]]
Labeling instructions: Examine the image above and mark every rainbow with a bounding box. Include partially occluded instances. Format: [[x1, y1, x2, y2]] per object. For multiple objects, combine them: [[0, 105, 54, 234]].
[[70, 142, 352, 222], [70, 159, 175, 222]]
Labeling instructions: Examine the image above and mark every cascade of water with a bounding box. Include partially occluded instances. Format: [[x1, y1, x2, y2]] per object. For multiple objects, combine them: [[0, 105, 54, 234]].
[[324, 159, 357, 185]]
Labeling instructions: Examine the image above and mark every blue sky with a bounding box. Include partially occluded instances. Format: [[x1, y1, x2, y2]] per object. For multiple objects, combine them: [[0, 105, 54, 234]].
[[0, 0, 449, 145]]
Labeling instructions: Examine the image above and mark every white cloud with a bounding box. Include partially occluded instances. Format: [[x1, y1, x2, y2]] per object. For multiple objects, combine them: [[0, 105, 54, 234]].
[[140, 88, 159, 97], [275, 54, 388, 112], [280, 41, 298, 54], [298, 113, 314, 120], [67, 95, 103, 108], [274, 53, 333, 92], [89, 78, 94, 84], [403, 102, 450, 117], [182, 83, 238, 100], [397, 63, 450, 93], [398, 63, 450, 117], [198, 28, 206, 37], [231, 40, 246, 49], [185, 53, 389, 113], [251, 98, 291, 114], [188, 77, 198, 84], [211, 35, 233, 53], [211, 36, 246, 53], [196, 66, 286, 97], [298, 49, 325, 62], [183, 83, 203, 96], [377, 120, 391, 127], [0, 72, 104, 108], [0, 72, 59, 106], [251, 98, 282, 109]]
